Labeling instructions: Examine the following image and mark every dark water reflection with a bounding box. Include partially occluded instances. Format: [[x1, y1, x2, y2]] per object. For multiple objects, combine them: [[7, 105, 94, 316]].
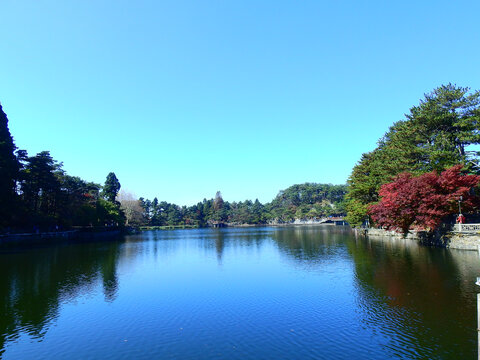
[[0, 241, 121, 355], [349, 236, 479, 359], [0, 227, 478, 359]]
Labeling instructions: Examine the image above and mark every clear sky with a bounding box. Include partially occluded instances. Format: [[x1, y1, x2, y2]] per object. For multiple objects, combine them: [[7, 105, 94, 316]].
[[1, 0, 479, 205]]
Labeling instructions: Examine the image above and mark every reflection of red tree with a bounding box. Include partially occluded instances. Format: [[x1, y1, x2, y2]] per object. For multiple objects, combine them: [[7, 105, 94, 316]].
[[375, 268, 402, 302], [369, 165, 480, 233], [373, 258, 443, 308]]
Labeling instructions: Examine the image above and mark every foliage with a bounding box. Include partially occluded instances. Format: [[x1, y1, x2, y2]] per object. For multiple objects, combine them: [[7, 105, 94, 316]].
[[228, 199, 266, 224], [0, 104, 19, 227], [96, 198, 125, 226], [138, 183, 347, 227], [56, 174, 101, 227], [346, 84, 480, 226], [19, 151, 62, 219], [369, 165, 480, 233], [0, 103, 125, 232], [0, 102, 348, 231], [102, 172, 121, 203], [212, 191, 227, 222], [345, 199, 369, 228], [266, 183, 347, 222]]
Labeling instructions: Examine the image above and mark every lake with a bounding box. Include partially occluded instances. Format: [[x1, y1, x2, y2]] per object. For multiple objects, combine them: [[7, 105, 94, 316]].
[[0, 226, 478, 359]]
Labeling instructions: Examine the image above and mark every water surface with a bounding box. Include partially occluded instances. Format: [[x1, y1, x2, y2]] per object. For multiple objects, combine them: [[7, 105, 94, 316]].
[[0, 226, 478, 359]]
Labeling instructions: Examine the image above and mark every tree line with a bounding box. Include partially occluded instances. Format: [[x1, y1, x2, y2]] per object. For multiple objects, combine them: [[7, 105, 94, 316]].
[[345, 84, 480, 232], [123, 183, 347, 227], [6, 84, 477, 234], [0, 102, 347, 233], [0, 104, 124, 232]]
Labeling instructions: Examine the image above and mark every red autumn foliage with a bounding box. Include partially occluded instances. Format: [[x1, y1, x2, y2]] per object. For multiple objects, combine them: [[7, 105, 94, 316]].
[[369, 165, 480, 233]]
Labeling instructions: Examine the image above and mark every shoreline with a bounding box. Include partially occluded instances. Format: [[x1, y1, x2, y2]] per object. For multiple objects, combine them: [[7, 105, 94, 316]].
[[0, 228, 122, 247], [365, 228, 480, 251], [139, 222, 345, 231]]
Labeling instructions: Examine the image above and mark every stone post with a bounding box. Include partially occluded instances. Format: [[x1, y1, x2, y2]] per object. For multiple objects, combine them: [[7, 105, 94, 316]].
[[478, 292, 480, 360]]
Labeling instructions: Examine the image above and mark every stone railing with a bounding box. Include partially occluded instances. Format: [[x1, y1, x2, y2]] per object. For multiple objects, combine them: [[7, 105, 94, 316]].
[[453, 224, 480, 232]]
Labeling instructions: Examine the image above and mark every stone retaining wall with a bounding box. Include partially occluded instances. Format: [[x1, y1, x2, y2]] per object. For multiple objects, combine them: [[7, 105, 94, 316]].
[[367, 228, 424, 240], [443, 233, 480, 250], [366, 228, 480, 251]]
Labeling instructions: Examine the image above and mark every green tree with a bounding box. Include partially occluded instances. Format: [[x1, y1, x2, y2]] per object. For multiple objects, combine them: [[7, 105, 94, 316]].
[[0, 104, 19, 228], [102, 172, 121, 203], [405, 84, 480, 171], [251, 199, 265, 224], [56, 174, 100, 227], [345, 84, 480, 227], [96, 198, 124, 226], [139, 197, 152, 223], [20, 151, 62, 225], [266, 183, 347, 222], [213, 191, 224, 211], [212, 191, 227, 222]]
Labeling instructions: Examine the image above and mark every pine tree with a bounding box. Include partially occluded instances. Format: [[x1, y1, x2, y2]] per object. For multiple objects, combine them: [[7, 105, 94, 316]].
[[102, 172, 121, 203], [0, 104, 19, 227], [346, 84, 480, 226]]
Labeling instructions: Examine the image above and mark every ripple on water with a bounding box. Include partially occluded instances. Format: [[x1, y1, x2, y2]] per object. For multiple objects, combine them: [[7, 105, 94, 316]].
[[0, 227, 478, 359]]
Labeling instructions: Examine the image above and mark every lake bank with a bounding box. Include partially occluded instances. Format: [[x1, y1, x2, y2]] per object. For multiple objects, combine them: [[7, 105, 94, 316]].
[[0, 227, 122, 246], [366, 228, 480, 250], [0, 222, 347, 247], [140, 220, 346, 231]]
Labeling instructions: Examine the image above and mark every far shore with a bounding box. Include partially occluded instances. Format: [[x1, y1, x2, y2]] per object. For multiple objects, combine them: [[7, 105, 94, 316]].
[[139, 221, 348, 231]]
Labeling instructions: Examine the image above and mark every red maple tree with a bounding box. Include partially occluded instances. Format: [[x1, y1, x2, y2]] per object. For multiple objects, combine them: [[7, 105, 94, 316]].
[[369, 165, 480, 233]]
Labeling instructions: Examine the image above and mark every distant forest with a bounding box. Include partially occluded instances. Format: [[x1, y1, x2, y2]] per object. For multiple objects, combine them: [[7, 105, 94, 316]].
[[133, 183, 347, 228], [0, 104, 346, 233]]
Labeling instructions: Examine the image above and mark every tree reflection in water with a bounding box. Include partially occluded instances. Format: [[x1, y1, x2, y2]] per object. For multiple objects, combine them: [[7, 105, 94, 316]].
[[348, 236, 480, 359], [0, 228, 478, 359], [0, 241, 121, 355], [271, 226, 480, 359]]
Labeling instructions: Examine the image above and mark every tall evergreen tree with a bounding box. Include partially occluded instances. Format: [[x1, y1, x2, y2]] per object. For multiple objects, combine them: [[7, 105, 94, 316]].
[[213, 191, 224, 211], [0, 104, 19, 227], [213, 191, 227, 222], [20, 151, 62, 220], [102, 172, 121, 203]]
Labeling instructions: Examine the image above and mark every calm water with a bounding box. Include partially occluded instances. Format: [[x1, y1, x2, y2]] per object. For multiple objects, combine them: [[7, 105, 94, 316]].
[[0, 226, 479, 359]]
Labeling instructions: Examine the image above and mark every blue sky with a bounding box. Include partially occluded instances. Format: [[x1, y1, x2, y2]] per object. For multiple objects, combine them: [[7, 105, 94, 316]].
[[1, 0, 479, 204]]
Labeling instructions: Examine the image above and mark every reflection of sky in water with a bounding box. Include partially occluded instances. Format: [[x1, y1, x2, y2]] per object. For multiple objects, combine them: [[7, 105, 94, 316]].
[[0, 226, 478, 359]]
